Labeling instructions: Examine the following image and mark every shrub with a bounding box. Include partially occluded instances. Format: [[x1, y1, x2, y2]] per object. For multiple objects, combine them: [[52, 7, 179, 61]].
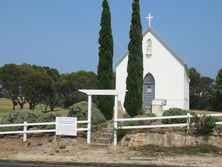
[[194, 115, 216, 135], [68, 101, 106, 126], [144, 112, 157, 117], [0, 109, 61, 131], [162, 108, 197, 124], [122, 113, 157, 127], [114, 126, 126, 141]]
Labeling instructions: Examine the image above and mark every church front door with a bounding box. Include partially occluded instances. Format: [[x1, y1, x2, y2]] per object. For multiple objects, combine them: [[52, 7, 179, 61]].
[[143, 73, 155, 108]]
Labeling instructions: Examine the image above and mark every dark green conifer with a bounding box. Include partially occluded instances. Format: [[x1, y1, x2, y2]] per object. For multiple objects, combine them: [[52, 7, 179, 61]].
[[124, 0, 143, 117], [97, 0, 114, 120]]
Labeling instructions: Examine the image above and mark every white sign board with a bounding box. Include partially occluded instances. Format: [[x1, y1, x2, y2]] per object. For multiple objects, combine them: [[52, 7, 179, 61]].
[[56, 117, 77, 136]]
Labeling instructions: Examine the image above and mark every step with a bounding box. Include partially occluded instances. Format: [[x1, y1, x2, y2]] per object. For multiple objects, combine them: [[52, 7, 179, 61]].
[[95, 137, 111, 145], [99, 132, 113, 138], [108, 120, 114, 124], [107, 124, 114, 129], [102, 128, 114, 133], [92, 143, 110, 147]]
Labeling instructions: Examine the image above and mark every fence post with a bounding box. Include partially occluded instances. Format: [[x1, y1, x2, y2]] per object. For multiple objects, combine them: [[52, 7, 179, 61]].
[[114, 95, 118, 145], [187, 113, 191, 133], [23, 121, 27, 142], [87, 95, 92, 144]]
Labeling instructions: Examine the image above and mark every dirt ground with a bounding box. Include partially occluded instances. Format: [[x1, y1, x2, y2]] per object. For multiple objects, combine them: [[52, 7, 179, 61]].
[[0, 136, 222, 167]]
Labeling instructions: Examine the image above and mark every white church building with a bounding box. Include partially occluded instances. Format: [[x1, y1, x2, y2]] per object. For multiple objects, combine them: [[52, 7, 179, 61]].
[[115, 14, 189, 111]]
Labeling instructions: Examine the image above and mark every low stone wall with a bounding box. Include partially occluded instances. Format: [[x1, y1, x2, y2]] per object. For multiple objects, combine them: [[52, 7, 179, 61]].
[[120, 132, 222, 147]]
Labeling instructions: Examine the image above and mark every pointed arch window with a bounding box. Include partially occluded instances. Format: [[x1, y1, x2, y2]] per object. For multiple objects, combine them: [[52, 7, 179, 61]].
[[146, 39, 152, 58]]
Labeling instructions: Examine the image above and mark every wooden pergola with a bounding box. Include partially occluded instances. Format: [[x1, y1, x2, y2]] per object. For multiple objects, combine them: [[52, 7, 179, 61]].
[[79, 89, 126, 145]]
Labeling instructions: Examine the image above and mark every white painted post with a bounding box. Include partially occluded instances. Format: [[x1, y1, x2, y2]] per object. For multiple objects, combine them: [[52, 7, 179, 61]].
[[23, 121, 27, 142], [187, 113, 191, 133], [87, 95, 92, 144], [114, 95, 118, 145]]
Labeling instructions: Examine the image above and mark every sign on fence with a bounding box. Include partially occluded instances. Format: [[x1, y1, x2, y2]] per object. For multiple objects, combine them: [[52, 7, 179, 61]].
[[56, 117, 77, 136]]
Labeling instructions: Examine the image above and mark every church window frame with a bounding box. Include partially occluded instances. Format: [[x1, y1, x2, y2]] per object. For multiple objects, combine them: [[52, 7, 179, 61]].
[[146, 39, 152, 58]]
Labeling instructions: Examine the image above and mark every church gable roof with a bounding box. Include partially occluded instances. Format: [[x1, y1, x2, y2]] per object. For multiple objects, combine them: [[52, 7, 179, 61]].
[[115, 27, 189, 77]]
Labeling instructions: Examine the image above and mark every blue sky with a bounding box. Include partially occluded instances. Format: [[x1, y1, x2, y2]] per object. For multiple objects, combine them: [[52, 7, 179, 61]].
[[0, 0, 221, 78]]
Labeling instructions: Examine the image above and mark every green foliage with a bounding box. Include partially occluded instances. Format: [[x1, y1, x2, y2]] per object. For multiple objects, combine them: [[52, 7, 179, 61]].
[[114, 126, 126, 141], [216, 68, 222, 90], [0, 63, 98, 111], [122, 113, 157, 127], [211, 90, 222, 112], [68, 101, 106, 126], [0, 64, 27, 110], [20, 69, 52, 110], [97, 0, 114, 120], [162, 108, 197, 124], [0, 109, 61, 131], [124, 0, 143, 117], [194, 115, 216, 135], [189, 67, 215, 110], [144, 112, 157, 117], [0, 64, 61, 111], [212, 68, 222, 112], [61, 71, 97, 108], [30, 64, 61, 111]]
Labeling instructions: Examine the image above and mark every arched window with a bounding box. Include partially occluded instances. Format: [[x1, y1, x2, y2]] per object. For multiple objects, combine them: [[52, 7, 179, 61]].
[[144, 73, 155, 84], [146, 39, 152, 58], [143, 73, 155, 108]]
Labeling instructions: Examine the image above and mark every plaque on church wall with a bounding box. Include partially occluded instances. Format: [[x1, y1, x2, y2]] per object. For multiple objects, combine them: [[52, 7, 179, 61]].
[[56, 117, 77, 136], [147, 88, 152, 93]]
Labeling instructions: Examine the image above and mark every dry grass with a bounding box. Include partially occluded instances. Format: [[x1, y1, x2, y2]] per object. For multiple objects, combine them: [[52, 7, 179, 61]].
[[132, 144, 222, 156], [191, 109, 222, 115], [0, 98, 13, 106]]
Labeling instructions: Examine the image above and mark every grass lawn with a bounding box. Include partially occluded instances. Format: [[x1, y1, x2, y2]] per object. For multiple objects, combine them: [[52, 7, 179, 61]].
[[0, 107, 11, 118], [0, 98, 68, 119], [132, 144, 222, 156]]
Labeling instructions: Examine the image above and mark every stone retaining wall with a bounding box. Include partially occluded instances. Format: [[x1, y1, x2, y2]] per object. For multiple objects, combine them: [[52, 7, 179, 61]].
[[120, 132, 222, 147]]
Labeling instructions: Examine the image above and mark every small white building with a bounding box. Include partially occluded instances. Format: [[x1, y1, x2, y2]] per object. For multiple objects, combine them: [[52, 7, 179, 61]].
[[115, 17, 189, 111]]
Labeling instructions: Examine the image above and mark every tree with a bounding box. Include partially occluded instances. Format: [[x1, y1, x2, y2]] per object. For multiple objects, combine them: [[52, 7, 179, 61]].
[[198, 77, 214, 109], [216, 68, 222, 90], [60, 71, 97, 108], [213, 68, 222, 111], [189, 67, 215, 110], [124, 0, 143, 117], [97, 0, 114, 120], [29, 65, 61, 111], [20, 70, 51, 110], [0, 64, 27, 110], [189, 68, 202, 109]]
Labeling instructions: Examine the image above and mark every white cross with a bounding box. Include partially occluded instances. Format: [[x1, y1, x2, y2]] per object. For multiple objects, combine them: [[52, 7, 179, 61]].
[[146, 13, 153, 27]]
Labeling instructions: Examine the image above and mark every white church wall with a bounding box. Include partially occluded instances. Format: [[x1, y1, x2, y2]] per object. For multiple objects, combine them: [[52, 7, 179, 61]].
[[184, 69, 190, 110], [115, 55, 128, 107], [143, 32, 185, 110], [115, 30, 189, 111]]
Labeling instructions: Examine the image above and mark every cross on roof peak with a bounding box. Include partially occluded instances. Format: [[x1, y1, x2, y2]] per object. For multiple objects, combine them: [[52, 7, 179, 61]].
[[146, 13, 153, 27]]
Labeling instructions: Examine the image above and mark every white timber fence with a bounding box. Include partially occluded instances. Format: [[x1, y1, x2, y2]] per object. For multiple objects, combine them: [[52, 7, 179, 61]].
[[0, 120, 89, 142], [114, 113, 222, 145]]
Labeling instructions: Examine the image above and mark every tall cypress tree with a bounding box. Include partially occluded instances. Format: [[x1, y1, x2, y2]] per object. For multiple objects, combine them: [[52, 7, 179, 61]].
[[97, 0, 114, 120], [124, 0, 143, 117]]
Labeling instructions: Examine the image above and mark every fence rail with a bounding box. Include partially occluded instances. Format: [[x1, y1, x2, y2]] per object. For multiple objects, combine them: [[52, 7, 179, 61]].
[[117, 113, 222, 129], [117, 115, 192, 122], [0, 120, 88, 142], [1, 113, 222, 144], [114, 113, 222, 144], [121, 123, 188, 130]]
